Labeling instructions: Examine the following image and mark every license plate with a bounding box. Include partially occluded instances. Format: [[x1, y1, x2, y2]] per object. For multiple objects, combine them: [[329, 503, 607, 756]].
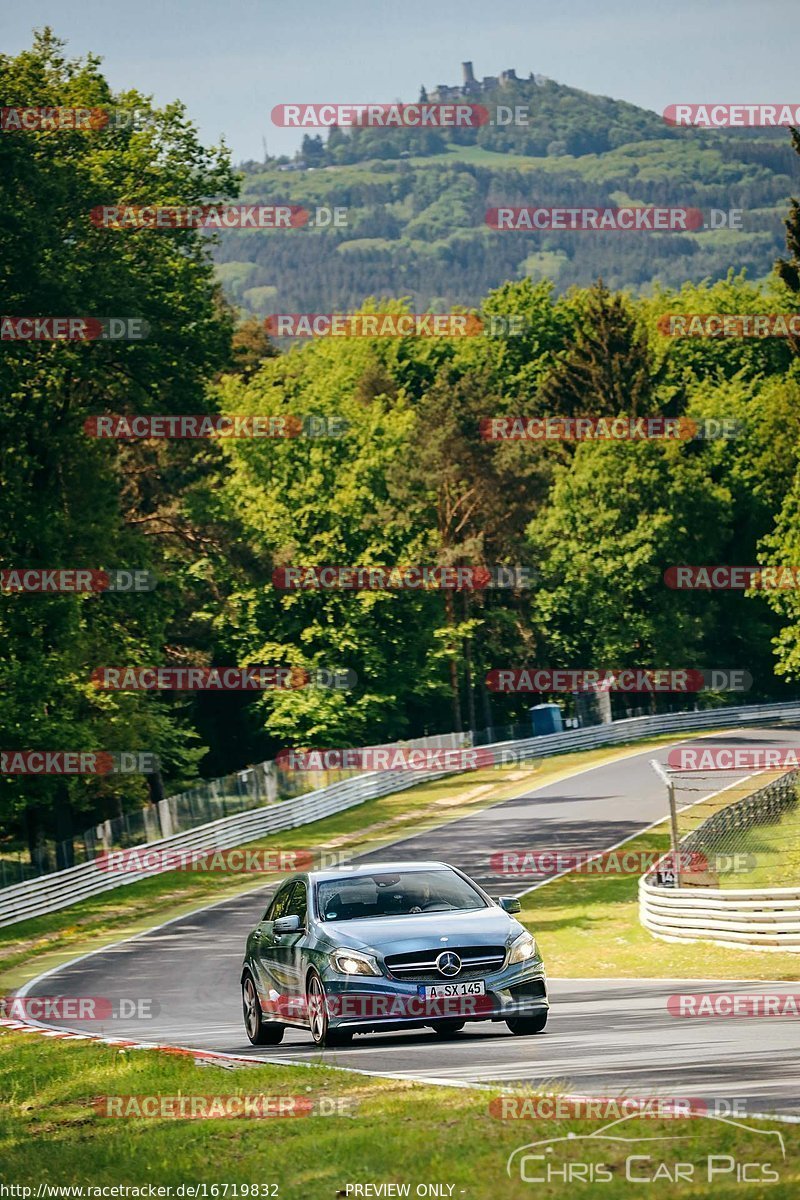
[[418, 980, 486, 999]]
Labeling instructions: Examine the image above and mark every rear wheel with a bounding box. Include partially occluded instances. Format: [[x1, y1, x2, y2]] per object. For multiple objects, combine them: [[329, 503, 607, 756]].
[[506, 1011, 548, 1036], [306, 971, 353, 1047], [430, 1019, 465, 1037], [242, 974, 285, 1045]]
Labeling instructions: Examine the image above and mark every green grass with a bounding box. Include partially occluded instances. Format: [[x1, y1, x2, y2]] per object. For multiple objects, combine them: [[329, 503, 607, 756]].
[[1, 1030, 797, 1196], [717, 804, 800, 890], [523, 823, 800, 979], [520, 249, 569, 281]]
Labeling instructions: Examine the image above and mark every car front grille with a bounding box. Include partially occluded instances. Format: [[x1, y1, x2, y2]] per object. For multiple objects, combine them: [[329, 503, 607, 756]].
[[383, 945, 507, 981]]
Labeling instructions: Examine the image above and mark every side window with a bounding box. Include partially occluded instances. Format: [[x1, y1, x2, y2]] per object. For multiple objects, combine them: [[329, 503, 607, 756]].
[[283, 881, 307, 924], [264, 882, 293, 922]]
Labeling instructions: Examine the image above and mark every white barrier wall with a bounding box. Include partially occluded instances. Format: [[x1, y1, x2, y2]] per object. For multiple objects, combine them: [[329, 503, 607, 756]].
[[639, 881, 800, 950]]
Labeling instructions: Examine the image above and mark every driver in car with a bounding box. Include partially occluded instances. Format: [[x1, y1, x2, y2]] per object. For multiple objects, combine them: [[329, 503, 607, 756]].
[[407, 882, 433, 913]]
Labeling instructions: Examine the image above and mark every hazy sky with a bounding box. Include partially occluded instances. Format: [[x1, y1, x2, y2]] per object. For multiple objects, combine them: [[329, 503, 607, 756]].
[[4, 0, 798, 161]]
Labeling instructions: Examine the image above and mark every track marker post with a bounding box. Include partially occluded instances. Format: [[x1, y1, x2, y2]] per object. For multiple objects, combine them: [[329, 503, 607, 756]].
[[650, 758, 682, 888]]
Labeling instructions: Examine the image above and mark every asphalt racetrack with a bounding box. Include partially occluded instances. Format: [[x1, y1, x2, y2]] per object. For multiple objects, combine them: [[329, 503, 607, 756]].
[[19, 727, 800, 1114]]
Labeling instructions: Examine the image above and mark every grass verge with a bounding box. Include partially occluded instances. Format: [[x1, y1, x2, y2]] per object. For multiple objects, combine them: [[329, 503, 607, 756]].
[[0, 1030, 797, 1197], [718, 803, 800, 889], [523, 821, 800, 978]]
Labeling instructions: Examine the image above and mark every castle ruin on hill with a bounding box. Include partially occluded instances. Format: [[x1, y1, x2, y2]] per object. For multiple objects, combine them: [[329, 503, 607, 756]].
[[429, 62, 543, 103]]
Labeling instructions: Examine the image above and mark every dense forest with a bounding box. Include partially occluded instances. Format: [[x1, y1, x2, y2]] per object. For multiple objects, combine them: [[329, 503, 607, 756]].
[[216, 72, 798, 311], [4, 33, 800, 860]]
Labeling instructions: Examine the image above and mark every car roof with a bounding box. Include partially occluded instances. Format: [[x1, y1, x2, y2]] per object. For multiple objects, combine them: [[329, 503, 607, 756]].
[[307, 860, 455, 884]]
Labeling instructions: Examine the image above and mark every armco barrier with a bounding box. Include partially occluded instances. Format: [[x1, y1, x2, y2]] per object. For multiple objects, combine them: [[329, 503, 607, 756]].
[[640, 767, 800, 951], [639, 884, 800, 950], [3, 699, 800, 928]]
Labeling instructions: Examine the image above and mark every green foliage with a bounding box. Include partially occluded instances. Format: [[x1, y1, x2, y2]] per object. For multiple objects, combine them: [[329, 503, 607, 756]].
[[0, 31, 236, 853], [5, 34, 800, 864]]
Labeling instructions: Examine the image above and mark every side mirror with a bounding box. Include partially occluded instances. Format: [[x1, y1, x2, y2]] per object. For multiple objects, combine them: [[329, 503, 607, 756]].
[[498, 896, 521, 914], [274, 914, 301, 935]]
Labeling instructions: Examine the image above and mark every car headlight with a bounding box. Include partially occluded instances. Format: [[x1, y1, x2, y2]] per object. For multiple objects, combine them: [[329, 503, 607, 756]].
[[330, 949, 382, 976], [507, 931, 537, 965]]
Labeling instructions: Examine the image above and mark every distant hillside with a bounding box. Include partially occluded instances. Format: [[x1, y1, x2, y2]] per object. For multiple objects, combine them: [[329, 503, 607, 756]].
[[213, 67, 799, 315]]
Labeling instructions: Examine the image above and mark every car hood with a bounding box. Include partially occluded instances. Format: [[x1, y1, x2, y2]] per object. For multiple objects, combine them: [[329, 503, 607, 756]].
[[319, 906, 523, 955]]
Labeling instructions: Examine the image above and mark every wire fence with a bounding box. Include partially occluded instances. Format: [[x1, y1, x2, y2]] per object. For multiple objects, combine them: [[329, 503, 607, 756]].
[[675, 769, 800, 889], [0, 731, 470, 889]]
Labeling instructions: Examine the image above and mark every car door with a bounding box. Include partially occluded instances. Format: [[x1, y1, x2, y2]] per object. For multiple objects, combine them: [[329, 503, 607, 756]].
[[250, 880, 294, 1015], [271, 880, 310, 1019]]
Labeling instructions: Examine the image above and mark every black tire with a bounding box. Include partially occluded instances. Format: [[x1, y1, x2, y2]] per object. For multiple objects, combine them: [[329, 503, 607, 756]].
[[242, 974, 285, 1045], [430, 1019, 466, 1037], [306, 971, 353, 1047], [506, 1010, 548, 1036]]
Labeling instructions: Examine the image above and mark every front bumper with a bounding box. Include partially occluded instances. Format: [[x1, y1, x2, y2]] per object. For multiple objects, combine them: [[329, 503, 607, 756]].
[[320, 959, 549, 1031]]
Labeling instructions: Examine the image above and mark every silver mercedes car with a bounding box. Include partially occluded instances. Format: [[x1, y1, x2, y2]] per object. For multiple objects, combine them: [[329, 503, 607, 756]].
[[241, 860, 548, 1046]]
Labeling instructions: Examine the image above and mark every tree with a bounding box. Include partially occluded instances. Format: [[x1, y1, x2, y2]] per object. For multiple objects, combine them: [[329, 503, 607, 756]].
[[537, 281, 655, 417], [301, 133, 325, 163], [0, 31, 236, 858], [528, 439, 733, 710], [776, 128, 800, 299]]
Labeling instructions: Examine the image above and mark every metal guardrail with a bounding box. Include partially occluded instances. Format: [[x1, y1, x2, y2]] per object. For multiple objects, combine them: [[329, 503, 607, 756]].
[[640, 768, 800, 951], [4, 698, 800, 929], [0, 731, 468, 886]]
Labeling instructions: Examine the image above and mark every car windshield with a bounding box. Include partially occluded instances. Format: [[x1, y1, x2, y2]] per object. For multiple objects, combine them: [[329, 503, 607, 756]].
[[316, 869, 487, 922]]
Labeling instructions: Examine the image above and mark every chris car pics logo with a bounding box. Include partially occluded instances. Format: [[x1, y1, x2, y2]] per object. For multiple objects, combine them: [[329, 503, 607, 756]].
[[506, 1113, 784, 1185]]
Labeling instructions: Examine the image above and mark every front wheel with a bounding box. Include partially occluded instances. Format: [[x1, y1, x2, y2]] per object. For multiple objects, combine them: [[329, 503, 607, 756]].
[[242, 974, 285, 1045], [506, 1010, 548, 1036], [306, 971, 353, 1047]]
